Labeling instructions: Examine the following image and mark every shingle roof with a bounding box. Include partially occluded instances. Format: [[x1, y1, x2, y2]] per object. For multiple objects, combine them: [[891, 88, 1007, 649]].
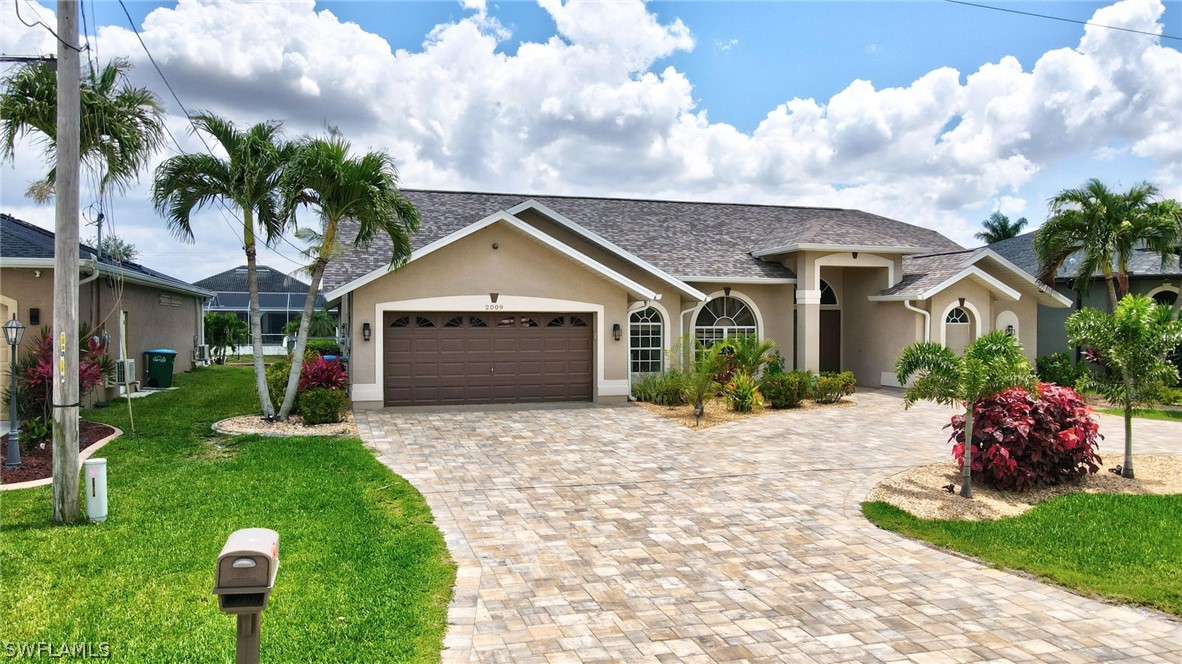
[[879, 251, 978, 297], [989, 231, 1182, 281], [322, 190, 963, 292], [194, 265, 313, 294], [1, 213, 206, 295]]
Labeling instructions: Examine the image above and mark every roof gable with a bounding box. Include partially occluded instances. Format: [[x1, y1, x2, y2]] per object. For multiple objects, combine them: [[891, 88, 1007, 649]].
[[194, 265, 313, 294]]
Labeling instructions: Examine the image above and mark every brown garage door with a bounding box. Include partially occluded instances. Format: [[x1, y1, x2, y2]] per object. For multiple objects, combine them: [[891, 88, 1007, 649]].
[[383, 312, 593, 406]]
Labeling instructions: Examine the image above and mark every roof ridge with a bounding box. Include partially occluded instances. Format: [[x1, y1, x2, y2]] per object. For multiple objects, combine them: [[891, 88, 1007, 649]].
[[402, 188, 853, 213]]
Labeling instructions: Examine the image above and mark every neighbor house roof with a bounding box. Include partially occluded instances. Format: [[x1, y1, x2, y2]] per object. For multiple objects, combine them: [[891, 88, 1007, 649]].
[[989, 231, 1182, 282], [0, 213, 212, 298], [195, 265, 326, 311], [872, 247, 1072, 307], [322, 190, 963, 292]]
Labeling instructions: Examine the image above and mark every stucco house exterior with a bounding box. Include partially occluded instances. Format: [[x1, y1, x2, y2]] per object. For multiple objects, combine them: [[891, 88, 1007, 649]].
[[989, 231, 1181, 358], [1, 213, 211, 408], [196, 264, 326, 354], [321, 191, 1071, 408]]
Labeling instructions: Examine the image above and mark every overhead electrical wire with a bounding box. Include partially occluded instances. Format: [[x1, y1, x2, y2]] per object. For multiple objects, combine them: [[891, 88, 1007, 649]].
[[14, 0, 88, 52], [943, 0, 1181, 41]]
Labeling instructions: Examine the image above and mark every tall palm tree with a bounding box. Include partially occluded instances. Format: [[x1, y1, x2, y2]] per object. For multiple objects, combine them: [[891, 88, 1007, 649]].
[[895, 331, 1035, 498], [152, 114, 294, 418], [276, 133, 419, 420], [0, 58, 165, 201], [1034, 179, 1175, 311], [1143, 198, 1182, 321], [974, 212, 1028, 244]]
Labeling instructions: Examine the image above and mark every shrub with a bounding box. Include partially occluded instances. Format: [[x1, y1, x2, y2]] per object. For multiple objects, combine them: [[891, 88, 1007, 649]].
[[725, 373, 762, 412], [266, 358, 294, 413], [764, 350, 786, 377], [760, 371, 813, 409], [298, 387, 348, 425], [298, 357, 348, 393], [305, 339, 341, 357], [631, 371, 687, 405], [813, 371, 856, 403], [1036, 352, 1080, 388], [948, 384, 1101, 492], [4, 324, 112, 440]]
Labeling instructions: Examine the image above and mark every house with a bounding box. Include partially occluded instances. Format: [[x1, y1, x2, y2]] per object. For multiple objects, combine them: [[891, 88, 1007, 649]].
[[195, 265, 327, 354], [321, 191, 1072, 408], [989, 231, 1181, 358], [0, 213, 212, 407]]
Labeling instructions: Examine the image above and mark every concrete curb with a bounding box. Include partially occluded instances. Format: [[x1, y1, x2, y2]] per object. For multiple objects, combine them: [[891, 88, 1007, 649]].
[[1, 424, 123, 492]]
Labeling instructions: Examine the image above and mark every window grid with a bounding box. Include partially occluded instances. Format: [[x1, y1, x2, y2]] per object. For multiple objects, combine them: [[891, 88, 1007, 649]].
[[946, 307, 969, 324], [630, 307, 663, 374]]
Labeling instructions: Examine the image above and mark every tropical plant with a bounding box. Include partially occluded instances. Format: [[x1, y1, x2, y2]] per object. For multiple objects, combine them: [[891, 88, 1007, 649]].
[[630, 371, 687, 406], [274, 132, 419, 420], [0, 58, 165, 201], [203, 312, 248, 363], [282, 309, 338, 338], [304, 339, 341, 357], [947, 384, 1101, 492], [1035, 352, 1082, 388], [726, 333, 777, 377], [298, 387, 348, 425], [1034, 179, 1177, 310], [760, 371, 813, 409], [1144, 198, 1182, 321], [672, 335, 724, 426], [895, 331, 1037, 498], [153, 113, 295, 418], [974, 211, 1028, 244], [265, 358, 294, 414], [297, 357, 348, 393], [87, 234, 140, 262], [725, 373, 762, 412], [813, 371, 856, 404], [1066, 295, 1182, 479]]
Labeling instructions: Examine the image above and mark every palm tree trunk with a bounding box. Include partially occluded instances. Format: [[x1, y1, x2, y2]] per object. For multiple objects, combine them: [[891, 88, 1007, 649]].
[[244, 213, 274, 418], [1104, 276, 1119, 311], [960, 404, 974, 498], [277, 256, 328, 420], [1122, 397, 1135, 479]]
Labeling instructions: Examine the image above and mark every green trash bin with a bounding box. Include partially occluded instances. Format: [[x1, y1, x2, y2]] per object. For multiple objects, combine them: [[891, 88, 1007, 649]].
[[143, 349, 178, 388]]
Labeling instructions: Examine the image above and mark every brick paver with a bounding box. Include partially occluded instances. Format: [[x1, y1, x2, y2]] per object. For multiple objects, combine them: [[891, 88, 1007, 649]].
[[357, 390, 1182, 663]]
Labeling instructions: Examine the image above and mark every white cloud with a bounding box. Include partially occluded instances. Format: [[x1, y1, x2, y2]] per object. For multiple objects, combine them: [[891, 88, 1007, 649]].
[[716, 38, 739, 52], [1, 0, 1179, 282]]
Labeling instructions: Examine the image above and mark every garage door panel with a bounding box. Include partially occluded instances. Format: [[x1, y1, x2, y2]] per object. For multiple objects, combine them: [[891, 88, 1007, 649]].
[[383, 311, 593, 407]]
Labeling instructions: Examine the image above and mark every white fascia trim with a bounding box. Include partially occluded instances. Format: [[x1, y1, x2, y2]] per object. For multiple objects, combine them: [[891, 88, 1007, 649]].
[[968, 249, 1073, 308], [508, 199, 708, 302], [752, 243, 931, 258], [1, 257, 212, 298], [325, 210, 658, 301], [677, 276, 797, 285], [921, 266, 1022, 302]]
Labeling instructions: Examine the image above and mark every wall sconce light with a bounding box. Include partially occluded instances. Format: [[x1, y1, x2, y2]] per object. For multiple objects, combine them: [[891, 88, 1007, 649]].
[[958, 297, 966, 308], [362, 323, 372, 342], [612, 323, 622, 341], [851, 252, 858, 259], [492, 243, 499, 250], [1005, 325, 1016, 337], [724, 286, 732, 297], [490, 292, 499, 303]]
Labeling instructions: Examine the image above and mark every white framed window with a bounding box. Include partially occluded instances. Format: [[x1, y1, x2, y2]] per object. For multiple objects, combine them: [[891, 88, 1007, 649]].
[[629, 307, 663, 374], [695, 296, 757, 345], [819, 280, 838, 306], [946, 307, 970, 324]]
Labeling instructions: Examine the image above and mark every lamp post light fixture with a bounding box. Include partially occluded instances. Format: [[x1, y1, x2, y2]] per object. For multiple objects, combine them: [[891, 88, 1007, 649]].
[[3, 314, 25, 468]]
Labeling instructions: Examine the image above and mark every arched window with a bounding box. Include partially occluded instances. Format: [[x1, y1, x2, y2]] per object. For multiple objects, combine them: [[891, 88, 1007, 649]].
[[946, 307, 970, 324], [819, 280, 838, 306], [695, 296, 757, 345], [1151, 289, 1177, 307], [629, 307, 663, 374]]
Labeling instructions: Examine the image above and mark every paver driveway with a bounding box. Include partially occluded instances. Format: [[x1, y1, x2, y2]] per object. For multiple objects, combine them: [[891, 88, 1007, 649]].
[[358, 390, 1182, 663]]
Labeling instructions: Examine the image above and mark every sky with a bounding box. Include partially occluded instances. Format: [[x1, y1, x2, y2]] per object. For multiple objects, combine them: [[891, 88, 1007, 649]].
[[1, 0, 1180, 283]]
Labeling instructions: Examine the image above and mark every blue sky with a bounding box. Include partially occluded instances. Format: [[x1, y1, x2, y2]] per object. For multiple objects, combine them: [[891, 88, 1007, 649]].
[[4, 1, 1181, 281]]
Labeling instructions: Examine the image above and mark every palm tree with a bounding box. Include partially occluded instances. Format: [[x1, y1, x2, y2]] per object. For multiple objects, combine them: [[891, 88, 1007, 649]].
[[1067, 295, 1182, 479], [0, 58, 165, 201], [1143, 198, 1182, 321], [276, 132, 419, 420], [282, 309, 338, 338], [726, 333, 777, 377], [895, 331, 1036, 498], [974, 212, 1028, 244], [1034, 179, 1176, 311], [152, 114, 294, 418]]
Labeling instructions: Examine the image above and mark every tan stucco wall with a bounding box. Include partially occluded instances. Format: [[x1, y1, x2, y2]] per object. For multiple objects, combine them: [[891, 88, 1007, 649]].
[[682, 281, 795, 361], [347, 222, 635, 405], [842, 268, 923, 387]]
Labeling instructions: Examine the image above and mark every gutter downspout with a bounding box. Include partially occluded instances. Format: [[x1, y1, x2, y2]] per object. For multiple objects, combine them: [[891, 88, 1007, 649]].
[[903, 299, 930, 343], [79, 259, 100, 285]]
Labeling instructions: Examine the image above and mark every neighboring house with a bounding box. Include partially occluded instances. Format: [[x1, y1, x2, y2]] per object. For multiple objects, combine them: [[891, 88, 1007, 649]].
[[0, 213, 212, 410], [322, 190, 1070, 408], [195, 265, 326, 354], [990, 231, 1181, 358]]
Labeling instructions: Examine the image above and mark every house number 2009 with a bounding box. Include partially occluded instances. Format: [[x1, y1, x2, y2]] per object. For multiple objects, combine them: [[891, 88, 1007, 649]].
[[484, 304, 504, 311]]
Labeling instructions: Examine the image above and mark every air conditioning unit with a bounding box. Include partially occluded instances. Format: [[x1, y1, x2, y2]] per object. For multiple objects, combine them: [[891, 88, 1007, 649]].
[[194, 344, 210, 363], [106, 359, 136, 387]]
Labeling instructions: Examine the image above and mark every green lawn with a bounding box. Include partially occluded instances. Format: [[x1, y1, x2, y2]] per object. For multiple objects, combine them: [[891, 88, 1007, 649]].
[[863, 495, 1182, 616], [0, 366, 455, 662], [1098, 407, 1182, 422]]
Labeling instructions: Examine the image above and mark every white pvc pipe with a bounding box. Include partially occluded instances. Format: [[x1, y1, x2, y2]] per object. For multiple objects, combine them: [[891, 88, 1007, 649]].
[[903, 300, 931, 343], [84, 457, 108, 523]]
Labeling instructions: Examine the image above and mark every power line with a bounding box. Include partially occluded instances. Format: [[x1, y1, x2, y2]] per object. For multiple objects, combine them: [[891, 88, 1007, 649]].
[[14, 0, 88, 52], [943, 0, 1181, 41]]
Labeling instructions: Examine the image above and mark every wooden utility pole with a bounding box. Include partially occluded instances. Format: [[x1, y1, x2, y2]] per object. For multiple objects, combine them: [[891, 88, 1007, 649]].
[[52, 0, 81, 524]]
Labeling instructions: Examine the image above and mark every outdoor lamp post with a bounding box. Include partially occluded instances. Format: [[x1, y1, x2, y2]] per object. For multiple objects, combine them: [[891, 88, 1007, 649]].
[[3, 314, 25, 468]]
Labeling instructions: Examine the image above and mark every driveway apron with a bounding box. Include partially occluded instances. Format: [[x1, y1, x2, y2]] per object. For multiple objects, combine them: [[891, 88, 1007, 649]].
[[358, 390, 1182, 663]]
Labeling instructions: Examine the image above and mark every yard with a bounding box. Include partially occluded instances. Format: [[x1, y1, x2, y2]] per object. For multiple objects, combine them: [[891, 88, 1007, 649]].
[[863, 494, 1182, 616], [0, 366, 454, 662]]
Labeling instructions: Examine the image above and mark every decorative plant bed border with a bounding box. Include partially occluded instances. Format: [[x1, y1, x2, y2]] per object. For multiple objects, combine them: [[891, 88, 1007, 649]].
[[1, 425, 123, 492], [212, 412, 357, 438]]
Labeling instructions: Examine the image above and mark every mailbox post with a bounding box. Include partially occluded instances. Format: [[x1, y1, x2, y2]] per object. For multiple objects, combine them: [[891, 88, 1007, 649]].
[[214, 528, 279, 664]]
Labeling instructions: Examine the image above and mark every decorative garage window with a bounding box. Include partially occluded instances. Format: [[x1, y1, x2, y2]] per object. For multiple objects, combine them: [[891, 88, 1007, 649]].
[[1151, 289, 1178, 306], [819, 280, 838, 306], [946, 307, 970, 324], [391, 316, 410, 327], [695, 296, 757, 345], [629, 307, 663, 374]]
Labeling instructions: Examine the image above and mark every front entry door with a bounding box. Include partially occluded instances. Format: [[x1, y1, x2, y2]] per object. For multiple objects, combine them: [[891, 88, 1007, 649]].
[[819, 310, 841, 373]]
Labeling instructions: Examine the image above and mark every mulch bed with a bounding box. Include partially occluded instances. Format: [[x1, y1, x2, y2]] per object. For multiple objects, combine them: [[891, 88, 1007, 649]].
[[0, 421, 116, 485]]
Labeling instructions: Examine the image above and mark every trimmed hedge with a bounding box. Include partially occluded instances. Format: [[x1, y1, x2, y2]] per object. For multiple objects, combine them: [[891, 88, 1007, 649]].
[[760, 371, 813, 409], [299, 387, 348, 424], [814, 371, 856, 403]]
